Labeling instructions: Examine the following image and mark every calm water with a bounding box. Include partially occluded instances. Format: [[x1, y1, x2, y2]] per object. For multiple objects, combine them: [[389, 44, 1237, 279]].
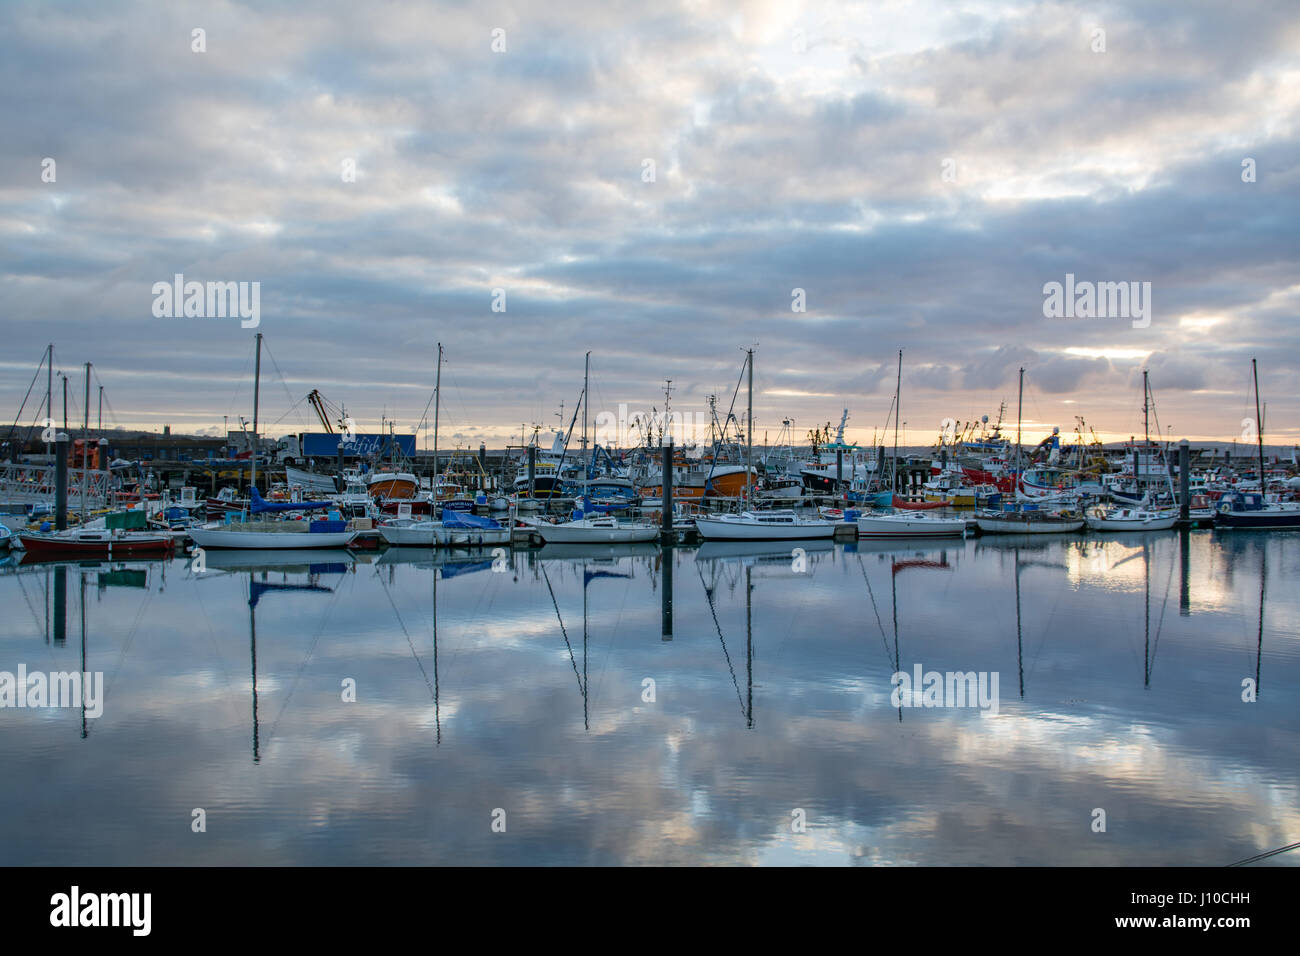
[[1, 530, 1297, 866]]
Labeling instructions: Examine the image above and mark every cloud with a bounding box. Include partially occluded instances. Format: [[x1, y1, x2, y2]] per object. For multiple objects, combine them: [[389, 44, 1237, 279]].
[[1, 0, 1298, 444]]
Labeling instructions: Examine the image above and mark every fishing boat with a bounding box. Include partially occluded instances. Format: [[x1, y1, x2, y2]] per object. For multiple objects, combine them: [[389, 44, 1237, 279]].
[[1083, 505, 1178, 532], [856, 511, 966, 538], [367, 470, 419, 500], [921, 472, 998, 507], [205, 485, 247, 517], [757, 475, 804, 499], [694, 509, 834, 540], [0, 525, 11, 550]]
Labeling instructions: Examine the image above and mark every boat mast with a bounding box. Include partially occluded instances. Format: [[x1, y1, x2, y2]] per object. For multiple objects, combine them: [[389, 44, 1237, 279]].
[[1016, 366, 1024, 480], [892, 349, 902, 493], [746, 348, 754, 507], [251, 332, 262, 496], [1143, 368, 1150, 448], [583, 351, 591, 477], [1253, 357, 1265, 496], [80, 361, 89, 520], [45, 343, 52, 458], [433, 342, 442, 505]]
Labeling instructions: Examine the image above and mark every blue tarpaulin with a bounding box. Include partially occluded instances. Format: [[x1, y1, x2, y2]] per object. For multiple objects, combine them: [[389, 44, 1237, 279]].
[[440, 508, 502, 529], [249, 486, 334, 514]]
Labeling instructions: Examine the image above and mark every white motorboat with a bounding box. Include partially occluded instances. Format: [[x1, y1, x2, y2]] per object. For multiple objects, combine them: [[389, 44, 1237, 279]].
[[1084, 506, 1178, 532], [856, 511, 966, 538], [523, 513, 660, 544], [694, 509, 834, 541]]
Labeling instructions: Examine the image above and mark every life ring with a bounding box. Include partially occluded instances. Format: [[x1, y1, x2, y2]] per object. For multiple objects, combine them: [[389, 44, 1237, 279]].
[[1218, 501, 1231, 514]]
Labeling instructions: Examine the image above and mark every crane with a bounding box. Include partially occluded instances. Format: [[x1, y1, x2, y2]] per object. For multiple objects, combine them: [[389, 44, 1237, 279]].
[[306, 389, 346, 434]]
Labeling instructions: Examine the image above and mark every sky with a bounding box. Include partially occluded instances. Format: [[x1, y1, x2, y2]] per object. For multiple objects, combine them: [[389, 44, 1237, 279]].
[[2, 0, 1299, 453]]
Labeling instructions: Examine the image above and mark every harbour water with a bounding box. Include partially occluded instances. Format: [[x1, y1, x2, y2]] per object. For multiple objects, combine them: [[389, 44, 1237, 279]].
[[1, 530, 1296, 866]]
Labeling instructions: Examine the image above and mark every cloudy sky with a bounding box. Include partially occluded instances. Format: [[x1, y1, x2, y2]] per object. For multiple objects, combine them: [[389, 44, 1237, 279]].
[[2, 0, 1298, 451]]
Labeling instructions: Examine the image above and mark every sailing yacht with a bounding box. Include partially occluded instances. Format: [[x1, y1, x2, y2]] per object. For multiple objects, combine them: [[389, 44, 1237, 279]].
[[1216, 359, 1300, 530], [1083, 504, 1178, 532], [189, 487, 357, 549], [695, 509, 834, 540], [379, 507, 510, 546]]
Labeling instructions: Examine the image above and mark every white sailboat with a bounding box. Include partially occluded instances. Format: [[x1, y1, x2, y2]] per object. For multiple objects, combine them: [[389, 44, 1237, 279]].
[[376, 344, 511, 547], [976, 511, 1084, 534], [1084, 504, 1178, 532], [856, 511, 966, 538], [379, 512, 511, 546], [189, 334, 356, 551], [524, 513, 660, 544], [695, 509, 835, 540]]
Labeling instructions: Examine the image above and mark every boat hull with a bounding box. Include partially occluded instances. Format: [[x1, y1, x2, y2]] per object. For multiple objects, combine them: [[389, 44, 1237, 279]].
[[856, 514, 966, 538], [531, 523, 660, 544], [694, 516, 834, 541], [1214, 509, 1300, 530], [17, 531, 176, 557]]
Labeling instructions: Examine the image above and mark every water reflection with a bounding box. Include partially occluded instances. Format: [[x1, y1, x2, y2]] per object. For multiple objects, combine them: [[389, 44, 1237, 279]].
[[1, 531, 1297, 866]]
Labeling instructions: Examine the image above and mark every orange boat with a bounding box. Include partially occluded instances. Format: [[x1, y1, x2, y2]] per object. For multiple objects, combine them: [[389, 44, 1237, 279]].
[[641, 463, 756, 500], [368, 471, 419, 500]]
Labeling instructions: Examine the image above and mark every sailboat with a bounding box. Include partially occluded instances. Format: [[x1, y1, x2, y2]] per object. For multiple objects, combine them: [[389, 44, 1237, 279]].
[[694, 350, 833, 541], [189, 487, 356, 549], [1083, 504, 1178, 532], [17, 516, 176, 557], [189, 334, 357, 550], [696, 508, 835, 540], [376, 343, 509, 546], [380, 507, 511, 546], [1216, 359, 1300, 530], [977, 368, 1085, 534], [527, 507, 661, 544]]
